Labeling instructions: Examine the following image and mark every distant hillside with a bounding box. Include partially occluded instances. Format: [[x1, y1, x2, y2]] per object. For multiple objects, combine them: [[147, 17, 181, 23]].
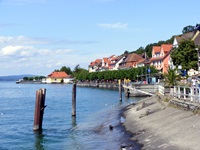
[[0, 75, 38, 81]]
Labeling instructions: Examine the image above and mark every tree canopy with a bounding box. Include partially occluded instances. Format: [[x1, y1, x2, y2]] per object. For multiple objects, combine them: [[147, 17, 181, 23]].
[[74, 66, 159, 82], [60, 66, 72, 75], [182, 24, 200, 34], [171, 40, 198, 70]]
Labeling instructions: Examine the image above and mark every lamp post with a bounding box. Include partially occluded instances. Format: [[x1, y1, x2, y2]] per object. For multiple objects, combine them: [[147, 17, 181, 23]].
[[196, 48, 200, 73]]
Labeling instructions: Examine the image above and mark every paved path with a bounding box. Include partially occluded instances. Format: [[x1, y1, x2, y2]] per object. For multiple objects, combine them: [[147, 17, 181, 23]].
[[123, 95, 200, 150]]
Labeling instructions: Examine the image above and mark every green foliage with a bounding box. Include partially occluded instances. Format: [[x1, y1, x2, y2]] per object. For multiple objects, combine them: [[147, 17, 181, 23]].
[[133, 47, 145, 54], [74, 66, 159, 81], [131, 36, 174, 57], [182, 25, 195, 34], [163, 68, 181, 87], [124, 50, 129, 54], [60, 66, 72, 75], [23, 76, 46, 81], [171, 40, 198, 70], [182, 24, 200, 34], [23, 77, 28, 80]]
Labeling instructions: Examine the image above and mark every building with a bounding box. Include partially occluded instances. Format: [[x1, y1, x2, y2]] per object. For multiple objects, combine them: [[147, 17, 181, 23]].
[[150, 44, 173, 73], [88, 59, 102, 72], [45, 71, 72, 83], [88, 55, 118, 72], [119, 53, 145, 69], [109, 55, 125, 70]]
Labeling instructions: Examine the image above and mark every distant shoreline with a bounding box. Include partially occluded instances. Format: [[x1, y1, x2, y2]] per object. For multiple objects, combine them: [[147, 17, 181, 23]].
[[16, 80, 43, 84]]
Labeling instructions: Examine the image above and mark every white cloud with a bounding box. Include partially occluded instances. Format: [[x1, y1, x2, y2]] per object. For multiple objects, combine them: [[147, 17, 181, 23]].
[[0, 36, 97, 46], [2, 0, 47, 5], [0, 36, 49, 45], [1, 45, 33, 56], [97, 23, 128, 29], [0, 35, 100, 75]]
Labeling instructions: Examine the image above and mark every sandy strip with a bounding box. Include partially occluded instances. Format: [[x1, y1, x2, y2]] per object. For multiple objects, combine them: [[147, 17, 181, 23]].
[[123, 95, 200, 150]]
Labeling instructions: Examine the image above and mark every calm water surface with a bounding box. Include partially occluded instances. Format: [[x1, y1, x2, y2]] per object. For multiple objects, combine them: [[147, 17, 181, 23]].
[[0, 81, 143, 150]]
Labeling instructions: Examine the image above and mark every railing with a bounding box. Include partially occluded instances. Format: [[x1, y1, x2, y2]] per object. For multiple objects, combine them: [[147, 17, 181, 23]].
[[158, 85, 165, 95], [123, 84, 158, 96], [171, 86, 200, 103]]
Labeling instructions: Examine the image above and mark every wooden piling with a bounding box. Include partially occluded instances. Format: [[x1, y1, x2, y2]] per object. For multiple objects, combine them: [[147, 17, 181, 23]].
[[72, 83, 76, 117], [119, 80, 122, 101], [33, 88, 46, 131]]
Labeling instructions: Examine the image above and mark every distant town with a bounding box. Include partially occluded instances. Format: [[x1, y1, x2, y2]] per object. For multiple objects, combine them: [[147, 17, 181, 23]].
[[14, 24, 200, 85]]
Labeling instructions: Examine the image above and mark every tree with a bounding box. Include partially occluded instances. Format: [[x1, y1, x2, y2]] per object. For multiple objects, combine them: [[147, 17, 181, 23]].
[[182, 25, 195, 34], [163, 68, 181, 87], [73, 64, 80, 73], [60, 66, 72, 75], [124, 50, 129, 54], [23, 77, 28, 80], [72, 64, 88, 79], [133, 46, 145, 54], [171, 40, 198, 70]]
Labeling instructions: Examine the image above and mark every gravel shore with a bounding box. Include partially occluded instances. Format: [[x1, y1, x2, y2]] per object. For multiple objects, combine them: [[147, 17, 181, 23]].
[[123, 95, 200, 150]]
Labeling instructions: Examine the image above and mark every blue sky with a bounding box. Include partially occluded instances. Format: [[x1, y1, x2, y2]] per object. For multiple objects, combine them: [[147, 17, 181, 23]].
[[0, 0, 199, 76]]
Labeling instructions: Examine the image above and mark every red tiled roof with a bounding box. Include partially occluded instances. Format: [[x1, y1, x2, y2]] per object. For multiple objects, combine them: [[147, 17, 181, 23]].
[[89, 59, 102, 66], [161, 44, 172, 53], [152, 46, 161, 53], [103, 57, 109, 63], [125, 53, 143, 62], [95, 59, 102, 63], [48, 72, 68, 78], [137, 58, 145, 64]]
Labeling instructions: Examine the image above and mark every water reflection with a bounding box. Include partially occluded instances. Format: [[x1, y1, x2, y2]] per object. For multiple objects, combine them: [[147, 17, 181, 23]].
[[34, 132, 45, 150], [71, 116, 77, 127]]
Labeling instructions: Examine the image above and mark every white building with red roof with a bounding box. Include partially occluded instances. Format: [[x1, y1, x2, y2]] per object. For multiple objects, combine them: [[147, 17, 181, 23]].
[[45, 71, 72, 83]]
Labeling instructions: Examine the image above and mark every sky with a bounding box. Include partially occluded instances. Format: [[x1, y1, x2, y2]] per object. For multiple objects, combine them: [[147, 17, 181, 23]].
[[0, 0, 200, 76]]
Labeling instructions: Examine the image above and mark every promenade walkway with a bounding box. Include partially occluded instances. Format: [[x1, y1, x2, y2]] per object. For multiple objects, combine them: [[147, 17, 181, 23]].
[[123, 95, 200, 150]]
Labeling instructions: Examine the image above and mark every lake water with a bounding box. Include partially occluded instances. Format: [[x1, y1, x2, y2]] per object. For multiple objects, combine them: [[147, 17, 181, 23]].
[[0, 81, 143, 150]]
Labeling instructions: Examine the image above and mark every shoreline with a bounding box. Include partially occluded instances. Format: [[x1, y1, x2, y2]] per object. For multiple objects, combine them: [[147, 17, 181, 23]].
[[122, 95, 200, 150]]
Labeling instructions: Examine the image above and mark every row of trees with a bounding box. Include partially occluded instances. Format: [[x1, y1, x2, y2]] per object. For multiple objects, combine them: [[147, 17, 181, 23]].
[[75, 66, 158, 82], [23, 76, 46, 81]]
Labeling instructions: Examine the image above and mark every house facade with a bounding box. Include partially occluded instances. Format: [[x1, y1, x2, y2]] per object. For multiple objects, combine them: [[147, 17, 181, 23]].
[[119, 53, 145, 69], [45, 71, 71, 83], [150, 44, 173, 73], [88, 59, 102, 72], [89, 53, 149, 72], [110, 55, 125, 70]]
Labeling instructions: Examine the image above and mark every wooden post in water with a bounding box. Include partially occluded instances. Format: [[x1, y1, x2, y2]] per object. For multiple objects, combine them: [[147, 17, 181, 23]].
[[119, 79, 122, 101], [72, 83, 77, 117], [33, 88, 46, 132]]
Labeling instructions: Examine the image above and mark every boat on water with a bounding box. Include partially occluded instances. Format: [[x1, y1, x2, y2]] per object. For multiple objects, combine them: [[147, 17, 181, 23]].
[[16, 79, 23, 84]]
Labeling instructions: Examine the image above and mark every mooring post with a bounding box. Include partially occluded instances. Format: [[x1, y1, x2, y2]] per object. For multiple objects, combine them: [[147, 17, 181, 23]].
[[72, 83, 77, 117], [33, 88, 46, 132], [119, 79, 122, 101]]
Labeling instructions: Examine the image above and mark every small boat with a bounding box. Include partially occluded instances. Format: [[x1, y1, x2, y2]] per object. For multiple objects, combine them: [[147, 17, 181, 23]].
[[16, 79, 22, 84]]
